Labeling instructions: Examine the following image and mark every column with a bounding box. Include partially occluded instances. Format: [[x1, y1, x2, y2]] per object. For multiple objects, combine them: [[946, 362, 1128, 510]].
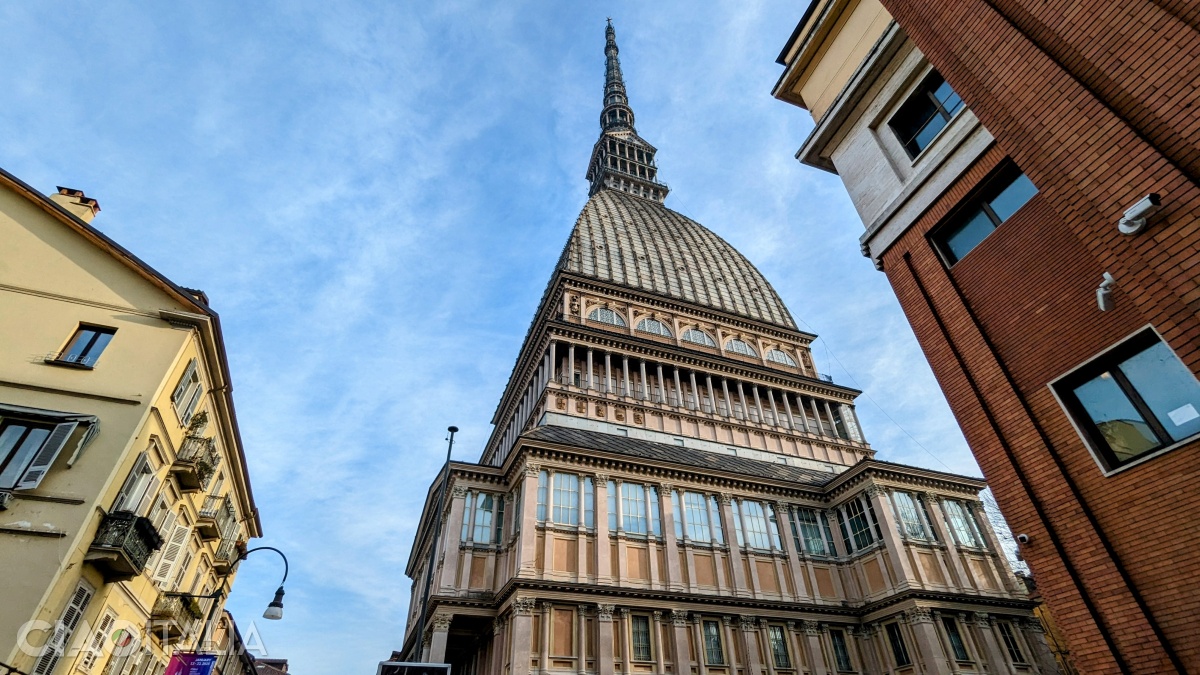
[[440, 486, 467, 592], [823, 401, 840, 438], [662, 485, 683, 591], [854, 625, 883, 674], [598, 604, 616, 674], [577, 605, 588, 675], [690, 614, 708, 675], [491, 617, 507, 675], [786, 622, 806, 675], [656, 364, 666, 403], [587, 349, 595, 390], [605, 353, 613, 394], [429, 612, 452, 662], [623, 356, 631, 397], [647, 484, 661, 588], [673, 369, 684, 406], [576, 474, 587, 580], [924, 493, 969, 589], [510, 598, 536, 675], [752, 387, 765, 423], [809, 398, 824, 435], [905, 608, 952, 675], [721, 617, 737, 669], [617, 609, 631, 674], [518, 467, 540, 574], [550, 341, 557, 382], [1019, 617, 1062, 675], [736, 382, 749, 420], [639, 361, 649, 399], [767, 390, 781, 429], [802, 621, 829, 675], [719, 494, 749, 596], [722, 379, 734, 418], [795, 395, 812, 433], [689, 371, 700, 410], [539, 602, 552, 675], [672, 611, 693, 675], [781, 392, 797, 430], [596, 474, 612, 582], [775, 502, 809, 600], [758, 619, 776, 675], [568, 344, 576, 387], [653, 611, 667, 675], [866, 485, 915, 589], [706, 375, 717, 415], [740, 616, 764, 675], [973, 613, 1014, 675]]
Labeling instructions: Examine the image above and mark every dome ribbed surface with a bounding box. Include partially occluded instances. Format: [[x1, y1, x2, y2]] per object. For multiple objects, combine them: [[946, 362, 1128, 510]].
[[558, 189, 796, 328]]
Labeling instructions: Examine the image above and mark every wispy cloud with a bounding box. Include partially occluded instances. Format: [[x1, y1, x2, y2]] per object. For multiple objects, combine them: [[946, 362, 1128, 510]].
[[0, 1, 981, 672]]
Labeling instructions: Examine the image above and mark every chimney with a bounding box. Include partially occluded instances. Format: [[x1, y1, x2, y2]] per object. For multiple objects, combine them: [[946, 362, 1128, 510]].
[[49, 186, 101, 223]]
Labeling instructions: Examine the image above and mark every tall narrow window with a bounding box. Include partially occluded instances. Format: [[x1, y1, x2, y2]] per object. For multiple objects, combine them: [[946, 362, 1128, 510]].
[[794, 508, 830, 556], [54, 325, 115, 367], [684, 492, 711, 542], [608, 480, 617, 530], [888, 69, 965, 157], [494, 495, 506, 544], [649, 486, 661, 536], [32, 580, 95, 675], [631, 615, 653, 661], [933, 165, 1038, 265], [584, 477, 595, 529], [171, 359, 205, 425], [732, 500, 744, 546], [844, 498, 874, 550], [461, 491, 475, 541], [536, 470, 549, 522], [702, 620, 725, 665], [886, 623, 912, 667], [942, 617, 970, 661], [943, 500, 980, 547], [766, 504, 783, 549], [741, 501, 772, 549], [622, 483, 648, 534], [996, 621, 1027, 664], [1052, 329, 1200, 471], [552, 474, 579, 525], [473, 493, 494, 542], [768, 625, 790, 669], [830, 629, 854, 672], [671, 490, 683, 538], [709, 496, 725, 544], [112, 453, 156, 514], [892, 492, 928, 540]]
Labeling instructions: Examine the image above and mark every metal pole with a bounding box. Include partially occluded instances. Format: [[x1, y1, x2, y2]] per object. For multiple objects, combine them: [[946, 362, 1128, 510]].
[[414, 425, 457, 660]]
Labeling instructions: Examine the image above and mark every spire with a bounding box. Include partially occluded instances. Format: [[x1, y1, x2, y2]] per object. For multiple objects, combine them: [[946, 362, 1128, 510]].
[[585, 20, 670, 202]]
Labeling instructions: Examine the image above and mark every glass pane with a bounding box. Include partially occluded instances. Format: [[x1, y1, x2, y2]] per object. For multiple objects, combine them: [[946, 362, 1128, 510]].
[[933, 79, 964, 116], [911, 115, 950, 155], [941, 209, 995, 264], [62, 329, 98, 362], [1073, 372, 1160, 460], [87, 332, 115, 361], [0, 426, 50, 488], [890, 95, 941, 154], [1120, 340, 1200, 442], [987, 173, 1038, 222]]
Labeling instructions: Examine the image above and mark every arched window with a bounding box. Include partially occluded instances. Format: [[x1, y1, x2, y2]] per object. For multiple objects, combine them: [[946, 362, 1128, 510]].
[[766, 349, 798, 367], [681, 328, 716, 347], [725, 339, 758, 357], [588, 307, 627, 327], [636, 318, 673, 337]]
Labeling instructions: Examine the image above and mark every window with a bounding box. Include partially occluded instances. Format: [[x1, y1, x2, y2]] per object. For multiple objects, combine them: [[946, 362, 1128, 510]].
[[621, 483, 648, 534], [631, 615, 653, 661], [588, 307, 627, 327], [170, 359, 205, 425], [709, 495, 725, 544], [942, 617, 970, 661], [112, 453, 158, 514], [608, 480, 617, 530], [536, 470, 548, 522], [682, 328, 716, 347], [731, 500, 744, 546], [886, 623, 912, 668], [1052, 329, 1200, 472], [461, 492, 475, 541], [473, 493, 495, 542], [766, 349, 798, 367], [0, 419, 78, 491], [933, 166, 1038, 265], [844, 498, 874, 550], [996, 621, 1027, 663], [494, 496, 505, 544], [53, 324, 115, 367], [768, 625, 791, 669], [636, 318, 673, 338], [830, 629, 854, 672], [888, 69, 965, 157], [943, 499, 982, 547], [584, 477, 595, 528], [32, 580, 94, 675], [552, 473, 579, 525], [724, 339, 757, 357], [766, 504, 783, 549], [683, 492, 711, 542], [741, 500, 772, 549], [702, 620, 725, 665], [791, 507, 833, 556], [671, 490, 683, 537], [649, 486, 661, 536], [892, 492, 928, 540]]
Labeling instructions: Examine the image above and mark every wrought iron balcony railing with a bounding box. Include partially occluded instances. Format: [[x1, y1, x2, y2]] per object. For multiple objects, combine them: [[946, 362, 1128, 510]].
[[84, 511, 164, 582], [196, 495, 235, 541], [214, 537, 240, 575], [171, 435, 221, 492], [149, 594, 204, 642]]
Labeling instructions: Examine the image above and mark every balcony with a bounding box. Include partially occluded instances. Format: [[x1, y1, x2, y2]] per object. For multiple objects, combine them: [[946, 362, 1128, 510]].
[[196, 495, 235, 541], [171, 435, 221, 492], [149, 594, 204, 642], [214, 538, 241, 575], [84, 511, 164, 582]]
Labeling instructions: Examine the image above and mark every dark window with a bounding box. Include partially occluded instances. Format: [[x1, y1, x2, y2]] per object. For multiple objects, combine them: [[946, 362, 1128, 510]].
[[845, 498, 874, 550], [932, 165, 1037, 265], [1054, 329, 1200, 471], [888, 70, 965, 157], [54, 325, 115, 368], [996, 622, 1026, 664], [830, 629, 854, 672], [702, 620, 724, 665], [942, 617, 970, 661], [631, 615, 652, 661], [0, 421, 54, 489], [768, 625, 790, 669], [886, 623, 912, 667]]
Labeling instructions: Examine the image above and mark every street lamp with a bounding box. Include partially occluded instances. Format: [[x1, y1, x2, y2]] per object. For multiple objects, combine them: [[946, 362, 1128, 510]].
[[241, 546, 289, 620]]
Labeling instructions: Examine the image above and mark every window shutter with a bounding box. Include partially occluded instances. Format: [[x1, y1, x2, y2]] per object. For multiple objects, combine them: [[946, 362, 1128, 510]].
[[151, 521, 189, 583], [181, 383, 205, 424], [112, 453, 149, 512], [134, 476, 161, 518], [77, 609, 117, 671], [171, 547, 195, 591], [15, 421, 79, 491], [33, 580, 94, 675], [171, 360, 197, 404]]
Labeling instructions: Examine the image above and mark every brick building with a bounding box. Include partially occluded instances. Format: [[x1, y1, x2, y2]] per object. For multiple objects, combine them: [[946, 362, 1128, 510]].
[[772, 1, 1200, 673]]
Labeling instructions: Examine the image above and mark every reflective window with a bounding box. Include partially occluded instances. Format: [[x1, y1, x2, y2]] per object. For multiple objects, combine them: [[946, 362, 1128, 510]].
[[943, 500, 982, 548], [683, 492, 711, 541], [536, 470, 548, 522], [741, 500, 772, 549], [473, 493, 494, 542], [997, 622, 1027, 664], [892, 492, 928, 540], [709, 495, 725, 544], [0, 421, 53, 490], [622, 483, 648, 534], [607, 480, 617, 530], [830, 629, 854, 672], [552, 473, 579, 525], [588, 307, 627, 327], [584, 477, 595, 529], [791, 507, 832, 556], [631, 615, 652, 661], [637, 318, 673, 337], [844, 498, 874, 550], [56, 325, 116, 367], [768, 625, 790, 669], [1054, 329, 1200, 471], [725, 339, 758, 357], [888, 70, 966, 157], [943, 617, 970, 662], [682, 329, 717, 347], [886, 623, 912, 667], [702, 620, 725, 665], [766, 349, 798, 367], [935, 167, 1038, 265]]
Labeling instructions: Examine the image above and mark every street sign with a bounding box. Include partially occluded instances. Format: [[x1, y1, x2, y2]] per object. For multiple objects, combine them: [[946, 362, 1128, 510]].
[[376, 662, 450, 675], [164, 653, 217, 675]]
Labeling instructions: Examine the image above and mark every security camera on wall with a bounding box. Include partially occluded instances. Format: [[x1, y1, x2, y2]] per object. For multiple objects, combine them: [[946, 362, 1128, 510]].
[[1118, 193, 1161, 235]]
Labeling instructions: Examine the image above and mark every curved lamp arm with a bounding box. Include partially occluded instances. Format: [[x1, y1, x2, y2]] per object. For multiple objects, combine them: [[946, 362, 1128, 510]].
[[242, 546, 290, 620]]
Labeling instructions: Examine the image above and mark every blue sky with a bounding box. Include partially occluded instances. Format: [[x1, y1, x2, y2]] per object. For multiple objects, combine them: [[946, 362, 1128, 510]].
[[0, 2, 985, 673]]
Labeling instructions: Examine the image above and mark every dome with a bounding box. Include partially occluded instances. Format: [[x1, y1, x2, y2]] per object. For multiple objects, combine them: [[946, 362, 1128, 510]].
[[557, 189, 796, 328]]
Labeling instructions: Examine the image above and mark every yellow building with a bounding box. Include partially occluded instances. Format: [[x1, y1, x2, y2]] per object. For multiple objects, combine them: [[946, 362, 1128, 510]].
[[0, 170, 261, 675]]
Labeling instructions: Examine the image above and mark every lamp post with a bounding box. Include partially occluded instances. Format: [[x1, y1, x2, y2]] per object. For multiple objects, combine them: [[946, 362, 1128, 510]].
[[413, 426, 458, 661], [180, 545, 291, 651]]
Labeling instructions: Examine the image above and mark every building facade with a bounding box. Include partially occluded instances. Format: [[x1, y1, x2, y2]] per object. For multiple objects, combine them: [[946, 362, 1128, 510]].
[[398, 23, 1057, 675], [771, 1, 1200, 673], [0, 173, 262, 675]]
